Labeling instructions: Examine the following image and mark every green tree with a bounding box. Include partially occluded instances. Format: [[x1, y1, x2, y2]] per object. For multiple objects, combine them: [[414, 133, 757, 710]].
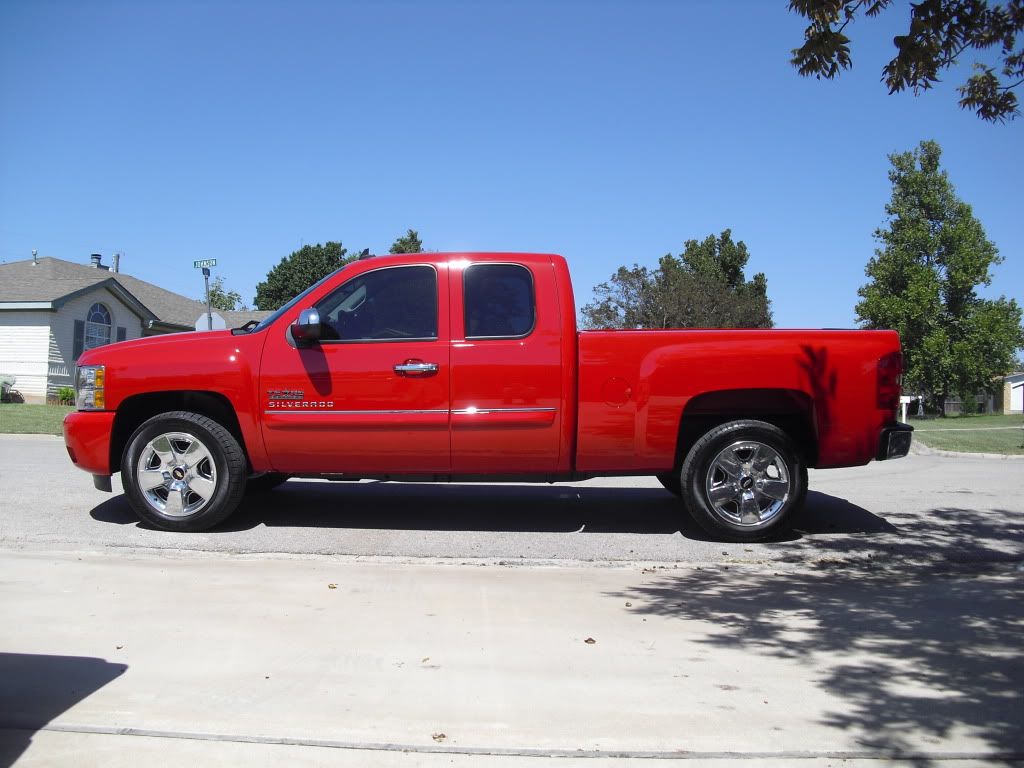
[[581, 231, 773, 330], [254, 242, 354, 310], [789, 0, 1024, 121], [856, 140, 1024, 411], [202, 276, 248, 312], [389, 229, 424, 254]]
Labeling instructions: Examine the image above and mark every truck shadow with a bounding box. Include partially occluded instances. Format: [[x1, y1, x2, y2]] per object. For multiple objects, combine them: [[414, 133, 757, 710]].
[[91, 483, 893, 541], [0, 653, 127, 768], [232, 482, 695, 535]]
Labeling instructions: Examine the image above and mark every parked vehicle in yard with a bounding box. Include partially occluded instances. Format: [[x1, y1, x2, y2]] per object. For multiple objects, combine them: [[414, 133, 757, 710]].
[[63, 252, 912, 541]]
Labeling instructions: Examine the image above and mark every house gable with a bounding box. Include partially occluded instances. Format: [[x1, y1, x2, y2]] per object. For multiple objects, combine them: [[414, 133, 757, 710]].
[[0, 255, 265, 401], [0, 284, 151, 402]]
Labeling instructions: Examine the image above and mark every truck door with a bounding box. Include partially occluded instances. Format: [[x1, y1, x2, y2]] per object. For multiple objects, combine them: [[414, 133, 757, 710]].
[[449, 260, 563, 473], [260, 263, 451, 474]]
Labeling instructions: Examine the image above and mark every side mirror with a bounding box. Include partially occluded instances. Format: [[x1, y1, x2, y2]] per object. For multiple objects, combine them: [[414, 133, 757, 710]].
[[291, 308, 321, 346]]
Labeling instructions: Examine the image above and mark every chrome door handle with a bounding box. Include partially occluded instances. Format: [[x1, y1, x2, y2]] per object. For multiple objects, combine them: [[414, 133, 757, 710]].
[[394, 361, 439, 376]]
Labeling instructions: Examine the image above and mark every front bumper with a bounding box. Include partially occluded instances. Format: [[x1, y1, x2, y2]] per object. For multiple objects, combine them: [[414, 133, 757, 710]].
[[877, 422, 914, 461], [63, 410, 116, 475]]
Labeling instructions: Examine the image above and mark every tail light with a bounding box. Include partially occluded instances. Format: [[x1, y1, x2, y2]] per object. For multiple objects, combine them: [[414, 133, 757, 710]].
[[877, 351, 903, 411]]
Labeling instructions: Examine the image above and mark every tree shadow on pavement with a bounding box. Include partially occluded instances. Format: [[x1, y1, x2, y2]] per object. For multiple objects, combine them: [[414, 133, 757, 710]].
[[784, 503, 1024, 565], [0, 653, 126, 768], [606, 562, 1024, 763]]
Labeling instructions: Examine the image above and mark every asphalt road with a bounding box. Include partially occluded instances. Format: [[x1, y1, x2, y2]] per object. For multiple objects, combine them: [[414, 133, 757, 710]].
[[2, 434, 1021, 567]]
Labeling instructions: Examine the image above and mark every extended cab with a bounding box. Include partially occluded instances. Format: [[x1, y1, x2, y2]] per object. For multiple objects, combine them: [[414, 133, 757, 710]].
[[64, 252, 912, 541]]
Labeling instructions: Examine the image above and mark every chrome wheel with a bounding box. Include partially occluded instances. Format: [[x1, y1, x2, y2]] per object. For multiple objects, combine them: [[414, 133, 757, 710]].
[[135, 431, 218, 518], [705, 440, 790, 527]]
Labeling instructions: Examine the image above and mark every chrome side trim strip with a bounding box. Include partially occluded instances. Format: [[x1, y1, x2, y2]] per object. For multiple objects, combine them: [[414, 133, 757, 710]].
[[264, 409, 449, 416], [265, 408, 557, 416], [452, 407, 557, 415]]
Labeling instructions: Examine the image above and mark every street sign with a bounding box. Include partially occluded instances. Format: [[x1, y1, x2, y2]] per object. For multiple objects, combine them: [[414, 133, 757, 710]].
[[193, 259, 217, 269]]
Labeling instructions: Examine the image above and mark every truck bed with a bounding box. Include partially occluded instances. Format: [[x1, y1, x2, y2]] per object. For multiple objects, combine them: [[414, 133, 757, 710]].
[[575, 329, 900, 472]]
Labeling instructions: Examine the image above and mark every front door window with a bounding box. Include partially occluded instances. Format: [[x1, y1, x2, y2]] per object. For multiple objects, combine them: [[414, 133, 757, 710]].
[[316, 265, 437, 342]]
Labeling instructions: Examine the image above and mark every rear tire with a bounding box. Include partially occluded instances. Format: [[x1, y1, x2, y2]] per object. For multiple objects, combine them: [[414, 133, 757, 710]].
[[121, 411, 247, 532], [679, 419, 806, 542]]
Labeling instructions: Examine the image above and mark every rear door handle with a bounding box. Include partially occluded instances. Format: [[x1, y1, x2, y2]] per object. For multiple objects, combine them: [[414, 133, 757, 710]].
[[394, 360, 439, 376]]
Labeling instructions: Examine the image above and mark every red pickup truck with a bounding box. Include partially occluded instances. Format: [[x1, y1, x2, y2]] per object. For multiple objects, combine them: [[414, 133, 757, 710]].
[[64, 252, 911, 541]]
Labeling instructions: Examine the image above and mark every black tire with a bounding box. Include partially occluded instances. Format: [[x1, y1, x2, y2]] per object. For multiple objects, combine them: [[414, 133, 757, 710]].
[[656, 472, 682, 497], [679, 419, 807, 542], [246, 473, 291, 494], [121, 411, 247, 532]]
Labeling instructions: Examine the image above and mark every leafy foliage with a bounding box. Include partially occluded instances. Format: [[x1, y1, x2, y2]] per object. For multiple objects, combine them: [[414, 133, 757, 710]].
[[580, 231, 773, 330], [389, 229, 424, 254], [203, 276, 248, 311], [789, 0, 1024, 121], [856, 140, 1024, 410], [254, 242, 354, 310]]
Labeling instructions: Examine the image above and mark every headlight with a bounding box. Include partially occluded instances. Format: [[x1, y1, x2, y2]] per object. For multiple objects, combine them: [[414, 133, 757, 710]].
[[76, 365, 106, 410]]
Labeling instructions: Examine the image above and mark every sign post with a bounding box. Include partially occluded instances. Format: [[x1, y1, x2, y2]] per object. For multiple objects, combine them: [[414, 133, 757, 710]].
[[194, 259, 217, 331]]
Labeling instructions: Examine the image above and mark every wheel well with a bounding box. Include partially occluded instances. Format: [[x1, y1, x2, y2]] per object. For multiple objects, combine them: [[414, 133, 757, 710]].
[[672, 389, 818, 469], [110, 391, 247, 473]]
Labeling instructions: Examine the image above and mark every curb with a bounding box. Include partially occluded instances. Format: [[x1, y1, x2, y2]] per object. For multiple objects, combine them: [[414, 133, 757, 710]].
[[910, 439, 1024, 460]]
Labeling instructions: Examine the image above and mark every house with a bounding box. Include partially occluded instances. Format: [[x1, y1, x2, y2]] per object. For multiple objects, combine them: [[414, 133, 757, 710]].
[[1003, 372, 1024, 414], [0, 254, 266, 403]]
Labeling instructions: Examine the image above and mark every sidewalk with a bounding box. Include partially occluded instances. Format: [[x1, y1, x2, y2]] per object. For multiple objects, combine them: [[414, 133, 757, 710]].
[[1, 548, 1021, 766]]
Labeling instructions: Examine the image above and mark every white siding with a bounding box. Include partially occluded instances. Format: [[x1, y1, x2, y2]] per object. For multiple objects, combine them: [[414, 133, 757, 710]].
[[49, 289, 145, 397], [0, 311, 51, 402]]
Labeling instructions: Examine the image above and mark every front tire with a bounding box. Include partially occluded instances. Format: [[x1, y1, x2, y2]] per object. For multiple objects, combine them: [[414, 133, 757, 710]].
[[121, 411, 247, 532], [679, 420, 807, 542]]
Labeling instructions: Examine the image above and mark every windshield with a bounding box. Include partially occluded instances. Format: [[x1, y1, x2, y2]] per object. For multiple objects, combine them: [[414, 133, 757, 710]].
[[248, 265, 349, 333]]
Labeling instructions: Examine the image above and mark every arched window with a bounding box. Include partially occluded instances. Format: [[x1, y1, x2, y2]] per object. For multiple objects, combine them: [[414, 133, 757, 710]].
[[84, 303, 112, 350]]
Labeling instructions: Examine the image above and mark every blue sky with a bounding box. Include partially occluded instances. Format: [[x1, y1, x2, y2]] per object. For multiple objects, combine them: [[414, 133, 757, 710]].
[[1, 0, 1021, 329]]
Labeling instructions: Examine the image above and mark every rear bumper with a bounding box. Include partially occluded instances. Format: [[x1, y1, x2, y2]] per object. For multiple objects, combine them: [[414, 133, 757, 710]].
[[877, 422, 914, 461], [63, 411, 116, 476]]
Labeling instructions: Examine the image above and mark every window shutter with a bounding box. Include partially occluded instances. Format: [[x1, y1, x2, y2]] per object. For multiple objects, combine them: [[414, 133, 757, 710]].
[[116, 326, 126, 342], [73, 320, 85, 361]]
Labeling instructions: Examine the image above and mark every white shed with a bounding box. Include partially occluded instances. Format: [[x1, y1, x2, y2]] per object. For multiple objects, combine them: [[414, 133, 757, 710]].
[[1006, 372, 1024, 414]]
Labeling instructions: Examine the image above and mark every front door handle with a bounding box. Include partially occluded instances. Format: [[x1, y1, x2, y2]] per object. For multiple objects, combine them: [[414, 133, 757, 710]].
[[394, 360, 439, 376]]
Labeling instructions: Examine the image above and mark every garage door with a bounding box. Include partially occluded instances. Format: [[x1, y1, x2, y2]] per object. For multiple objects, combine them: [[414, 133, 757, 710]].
[[1013, 382, 1024, 412]]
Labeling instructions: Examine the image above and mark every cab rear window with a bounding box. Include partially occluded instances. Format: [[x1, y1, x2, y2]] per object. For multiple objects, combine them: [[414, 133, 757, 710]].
[[463, 264, 535, 339]]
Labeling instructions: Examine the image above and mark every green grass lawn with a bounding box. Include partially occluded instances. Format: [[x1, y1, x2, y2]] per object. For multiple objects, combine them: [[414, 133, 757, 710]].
[[909, 413, 1024, 455], [0, 404, 74, 435]]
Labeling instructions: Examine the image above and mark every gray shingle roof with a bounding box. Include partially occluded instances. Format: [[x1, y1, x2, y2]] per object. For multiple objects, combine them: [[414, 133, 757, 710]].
[[218, 310, 272, 326], [0, 257, 220, 329]]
